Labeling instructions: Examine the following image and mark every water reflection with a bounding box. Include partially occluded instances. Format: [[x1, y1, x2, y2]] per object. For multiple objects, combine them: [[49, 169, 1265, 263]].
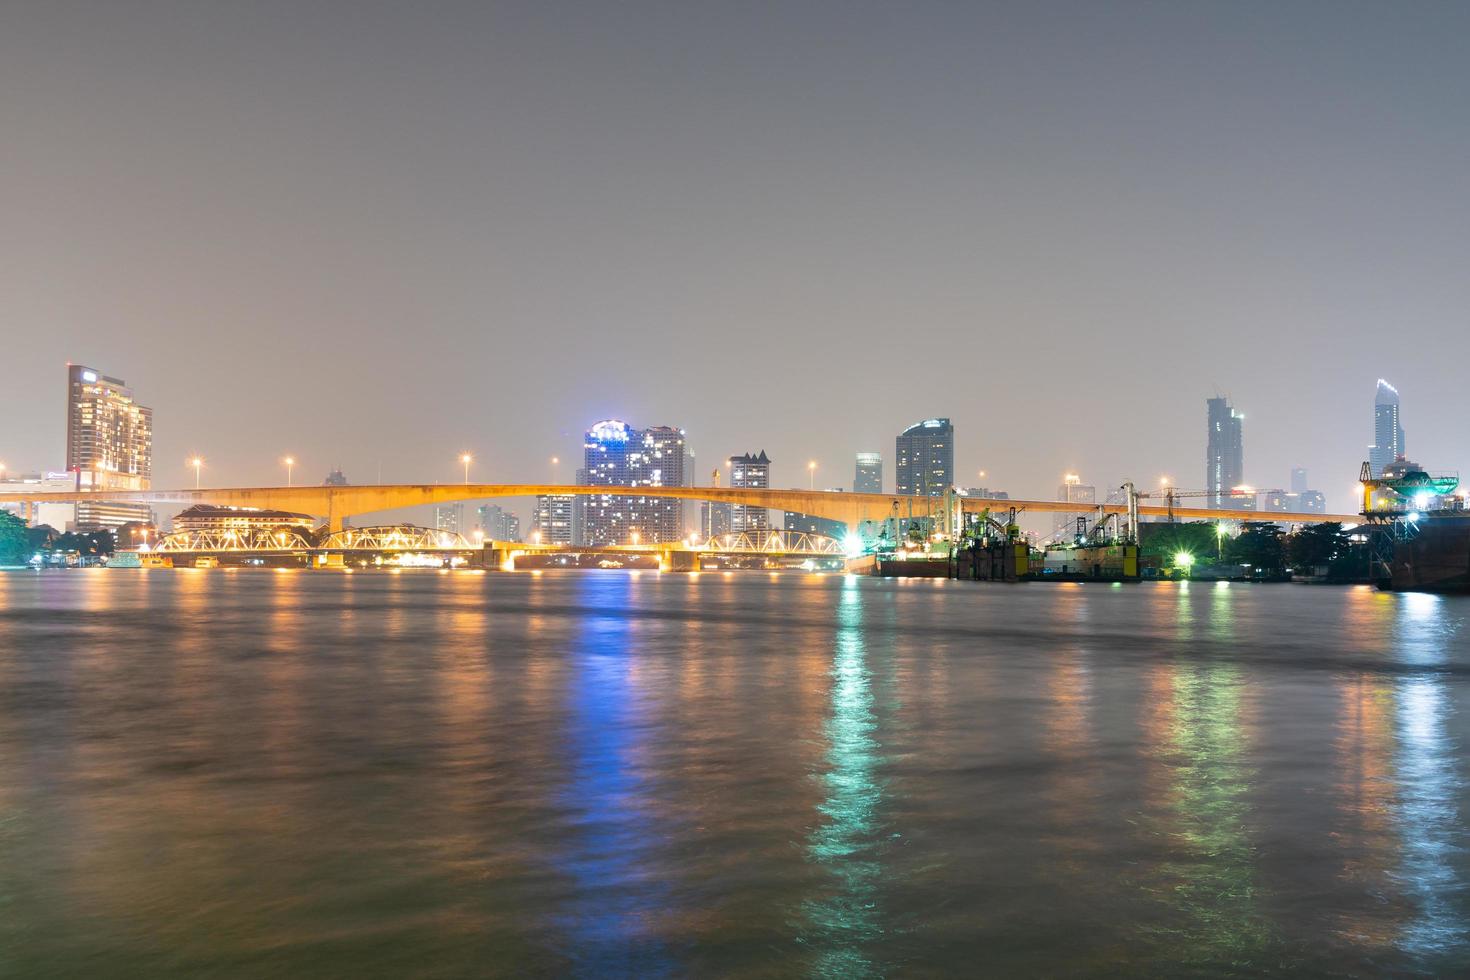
[[803, 576, 885, 977], [1392, 593, 1467, 960], [1140, 585, 1271, 966], [552, 575, 671, 976]]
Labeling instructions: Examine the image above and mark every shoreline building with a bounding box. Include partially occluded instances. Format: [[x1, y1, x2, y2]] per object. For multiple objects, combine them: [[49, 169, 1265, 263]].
[[854, 452, 882, 494], [729, 451, 771, 533], [172, 505, 314, 535], [582, 419, 687, 545], [478, 503, 521, 542], [532, 494, 574, 544], [896, 419, 953, 497], [1369, 379, 1405, 478], [1206, 396, 1244, 509], [435, 504, 463, 535], [66, 364, 153, 531]]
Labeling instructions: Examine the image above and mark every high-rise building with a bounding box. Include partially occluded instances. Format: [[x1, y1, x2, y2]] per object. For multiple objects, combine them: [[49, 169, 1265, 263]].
[[435, 504, 462, 534], [895, 419, 953, 496], [66, 364, 153, 531], [1290, 467, 1308, 493], [1264, 490, 1326, 516], [581, 419, 687, 545], [1206, 396, 1244, 509], [1369, 379, 1405, 478], [1053, 474, 1097, 540], [323, 468, 349, 486], [854, 452, 883, 494], [700, 500, 732, 541], [629, 426, 687, 543], [477, 504, 521, 542], [729, 451, 770, 533], [532, 495, 574, 544], [572, 467, 588, 545]]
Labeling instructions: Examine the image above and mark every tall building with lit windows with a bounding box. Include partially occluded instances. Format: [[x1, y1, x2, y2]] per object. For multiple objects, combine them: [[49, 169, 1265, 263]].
[[854, 452, 882, 493], [532, 494, 574, 544], [581, 419, 687, 545], [1369, 379, 1405, 478], [729, 451, 770, 533], [66, 364, 153, 530], [1206, 396, 1244, 509], [895, 419, 953, 496]]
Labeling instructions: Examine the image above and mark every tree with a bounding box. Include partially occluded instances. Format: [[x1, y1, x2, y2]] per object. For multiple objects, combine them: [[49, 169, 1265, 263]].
[[1285, 522, 1349, 573], [1224, 522, 1285, 575], [1140, 521, 1219, 563], [0, 512, 28, 565]]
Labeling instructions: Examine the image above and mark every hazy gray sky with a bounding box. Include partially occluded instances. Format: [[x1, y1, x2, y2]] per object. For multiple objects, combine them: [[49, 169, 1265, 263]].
[[3, 1, 1467, 515]]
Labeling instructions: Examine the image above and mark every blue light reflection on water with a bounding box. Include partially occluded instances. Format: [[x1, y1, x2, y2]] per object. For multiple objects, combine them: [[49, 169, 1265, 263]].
[[802, 575, 886, 978], [1392, 592, 1468, 961], [551, 574, 673, 977]]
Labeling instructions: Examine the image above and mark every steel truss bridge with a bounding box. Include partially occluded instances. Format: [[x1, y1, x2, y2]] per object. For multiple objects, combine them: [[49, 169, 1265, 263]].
[[147, 525, 840, 564]]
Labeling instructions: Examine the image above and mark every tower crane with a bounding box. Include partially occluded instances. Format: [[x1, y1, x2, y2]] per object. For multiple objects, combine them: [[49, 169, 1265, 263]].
[[1133, 485, 1280, 522]]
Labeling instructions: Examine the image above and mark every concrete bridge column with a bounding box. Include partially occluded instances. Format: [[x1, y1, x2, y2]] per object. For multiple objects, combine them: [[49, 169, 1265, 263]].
[[22, 500, 33, 527], [659, 548, 699, 573]]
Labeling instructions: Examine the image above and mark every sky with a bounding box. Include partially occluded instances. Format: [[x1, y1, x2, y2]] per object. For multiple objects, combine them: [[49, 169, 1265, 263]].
[[2, 0, 1468, 520]]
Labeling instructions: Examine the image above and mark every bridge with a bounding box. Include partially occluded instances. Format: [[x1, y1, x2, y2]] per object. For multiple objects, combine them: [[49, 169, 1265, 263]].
[[143, 523, 848, 572], [0, 482, 1359, 531]]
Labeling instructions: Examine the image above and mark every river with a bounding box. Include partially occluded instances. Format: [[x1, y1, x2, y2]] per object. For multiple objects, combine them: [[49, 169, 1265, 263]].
[[1, 568, 1467, 976]]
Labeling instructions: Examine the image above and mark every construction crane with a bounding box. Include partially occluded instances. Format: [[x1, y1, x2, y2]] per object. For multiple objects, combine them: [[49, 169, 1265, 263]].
[[1134, 484, 1281, 522]]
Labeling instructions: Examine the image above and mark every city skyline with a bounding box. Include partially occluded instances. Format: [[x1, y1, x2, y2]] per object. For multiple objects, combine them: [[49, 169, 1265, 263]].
[[2, 4, 1466, 517]]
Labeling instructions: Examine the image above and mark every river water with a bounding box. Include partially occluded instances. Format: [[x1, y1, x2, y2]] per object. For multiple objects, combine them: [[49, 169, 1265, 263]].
[[1, 568, 1468, 977]]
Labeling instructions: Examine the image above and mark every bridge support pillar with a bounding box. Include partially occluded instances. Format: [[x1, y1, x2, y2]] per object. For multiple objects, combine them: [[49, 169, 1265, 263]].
[[659, 549, 699, 573], [22, 500, 34, 527], [485, 546, 515, 571]]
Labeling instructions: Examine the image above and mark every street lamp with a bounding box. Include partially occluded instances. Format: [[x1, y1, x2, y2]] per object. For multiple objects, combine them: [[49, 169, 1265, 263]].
[[1160, 476, 1171, 487], [631, 530, 640, 546], [460, 453, 472, 485], [283, 456, 295, 487], [190, 457, 203, 489], [808, 460, 817, 490]]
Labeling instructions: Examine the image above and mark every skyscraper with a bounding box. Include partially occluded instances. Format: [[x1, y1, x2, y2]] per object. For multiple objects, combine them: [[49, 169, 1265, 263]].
[[532, 494, 574, 544], [478, 503, 522, 542], [1290, 467, 1308, 493], [66, 364, 153, 530], [435, 504, 462, 534], [1206, 397, 1244, 509], [854, 452, 882, 494], [895, 419, 953, 496], [629, 425, 687, 543], [729, 451, 770, 533], [581, 419, 687, 545], [1369, 379, 1404, 478]]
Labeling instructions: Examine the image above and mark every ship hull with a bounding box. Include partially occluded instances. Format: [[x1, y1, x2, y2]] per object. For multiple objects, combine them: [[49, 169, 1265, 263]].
[[1387, 516, 1470, 593]]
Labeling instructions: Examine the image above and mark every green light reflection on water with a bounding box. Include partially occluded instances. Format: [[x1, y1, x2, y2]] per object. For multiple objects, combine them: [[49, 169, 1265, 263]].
[[801, 576, 884, 978]]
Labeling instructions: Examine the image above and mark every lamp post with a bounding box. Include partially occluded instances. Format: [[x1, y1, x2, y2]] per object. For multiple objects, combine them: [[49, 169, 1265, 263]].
[[808, 460, 817, 490], [460, 453, 472, 485], [283, 456, 295, 487], [191, 457, 203, 489]]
